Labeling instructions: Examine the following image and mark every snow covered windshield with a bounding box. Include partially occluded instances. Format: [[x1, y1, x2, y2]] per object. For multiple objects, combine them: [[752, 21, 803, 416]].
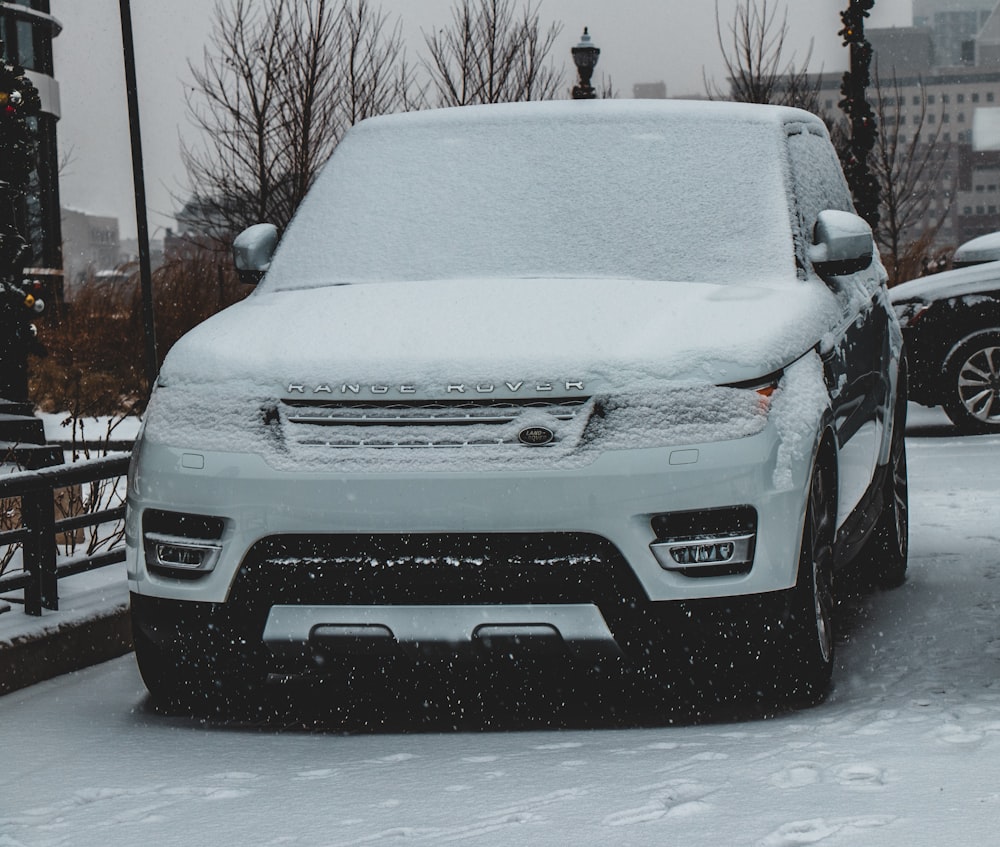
[[262, 101, 797, 290]]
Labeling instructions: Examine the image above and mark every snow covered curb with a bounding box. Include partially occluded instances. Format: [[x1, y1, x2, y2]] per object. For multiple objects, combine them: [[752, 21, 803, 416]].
[[0, 564, 132, 695]]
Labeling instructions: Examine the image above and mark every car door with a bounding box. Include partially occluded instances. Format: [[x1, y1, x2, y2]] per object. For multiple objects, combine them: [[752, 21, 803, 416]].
[[785, 123, 886, 526]]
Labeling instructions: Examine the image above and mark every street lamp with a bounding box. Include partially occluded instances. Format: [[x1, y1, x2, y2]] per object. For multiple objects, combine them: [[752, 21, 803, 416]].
[[571, 27, 600, 100]]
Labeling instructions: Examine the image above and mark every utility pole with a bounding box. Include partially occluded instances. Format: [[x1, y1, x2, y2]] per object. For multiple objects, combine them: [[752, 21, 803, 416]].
[[119, 0, 159, 390]]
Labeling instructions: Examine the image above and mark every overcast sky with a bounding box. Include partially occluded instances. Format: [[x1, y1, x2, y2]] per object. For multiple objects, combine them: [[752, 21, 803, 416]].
[[50, 0, 914, 240]]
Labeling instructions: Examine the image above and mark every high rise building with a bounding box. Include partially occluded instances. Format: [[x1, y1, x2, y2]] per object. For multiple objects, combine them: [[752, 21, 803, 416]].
[[913, 0, 997, 66], [0, 1, 62, 273]]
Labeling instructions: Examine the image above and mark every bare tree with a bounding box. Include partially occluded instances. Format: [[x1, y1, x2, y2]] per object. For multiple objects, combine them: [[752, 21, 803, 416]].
[[422, 0, 564, 106], [706, 0, 820, 111], [181, 0, 413, 243], [869, 67, 951, 284]]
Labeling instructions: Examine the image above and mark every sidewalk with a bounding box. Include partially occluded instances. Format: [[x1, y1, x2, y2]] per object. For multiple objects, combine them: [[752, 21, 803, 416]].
[[0, 562, 132, 695]]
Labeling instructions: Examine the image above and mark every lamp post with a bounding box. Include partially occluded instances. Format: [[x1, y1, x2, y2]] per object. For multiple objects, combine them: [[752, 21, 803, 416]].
[[571, 27, 600, 100]]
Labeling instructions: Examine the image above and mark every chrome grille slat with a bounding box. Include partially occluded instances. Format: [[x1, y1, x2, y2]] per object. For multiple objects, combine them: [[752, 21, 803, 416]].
[[279, 397, 591, 449]]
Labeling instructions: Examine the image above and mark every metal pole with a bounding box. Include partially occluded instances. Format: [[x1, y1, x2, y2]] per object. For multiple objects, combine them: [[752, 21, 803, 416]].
[[119, 0, 158, 390]]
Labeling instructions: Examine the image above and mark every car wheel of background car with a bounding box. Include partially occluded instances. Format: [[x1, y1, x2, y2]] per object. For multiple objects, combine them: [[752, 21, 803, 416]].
[[942, 330, 1000, 434], [775, 455, 837, 702], [857, 383, 909, 589], [132, 621, 264, 715]]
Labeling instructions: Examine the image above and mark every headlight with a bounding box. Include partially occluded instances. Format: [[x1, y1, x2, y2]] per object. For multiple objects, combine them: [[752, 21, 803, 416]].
[[722, 370, 783, 412], [892, 299, 930, 328]]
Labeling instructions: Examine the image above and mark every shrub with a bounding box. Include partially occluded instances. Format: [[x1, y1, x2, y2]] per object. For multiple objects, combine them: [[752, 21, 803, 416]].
[[29, 249, 250, 417]]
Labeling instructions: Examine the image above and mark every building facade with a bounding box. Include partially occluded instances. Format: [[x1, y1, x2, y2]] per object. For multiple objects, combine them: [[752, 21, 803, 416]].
[[913, 0, 996, 66], [0, 0, 62, 272], [60, 207, 120, 286], [817, 66, 1000, 247]]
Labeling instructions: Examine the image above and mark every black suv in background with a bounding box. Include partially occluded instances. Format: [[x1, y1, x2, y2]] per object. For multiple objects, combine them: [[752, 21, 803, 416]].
[[891, 261, 1000, 433]]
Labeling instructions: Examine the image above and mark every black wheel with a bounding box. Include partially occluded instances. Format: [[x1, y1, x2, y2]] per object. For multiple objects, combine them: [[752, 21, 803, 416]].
[[858, 392, 908, 589], [132, 618, 264, 715], [942, 331, 1000, 434], [774, 456, 837, 702]]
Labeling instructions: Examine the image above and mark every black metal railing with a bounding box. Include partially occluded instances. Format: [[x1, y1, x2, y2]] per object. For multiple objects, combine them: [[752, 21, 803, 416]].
[[0, 455, 131, 616]]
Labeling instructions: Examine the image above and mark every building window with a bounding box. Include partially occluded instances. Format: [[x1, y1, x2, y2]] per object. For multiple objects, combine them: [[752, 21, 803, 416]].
[[958, 93, 965, 103], [0, 5, 54, 74], [913, 95, 921, 106], [964, 206, 974, 214], [929, 113, 936, 123], [973, 92, 981, 102], [989, 92, 996, 102], [928, 94, 936, 104], [942, 93, 950, 103], [943, 113, 951, 122], [959, 112, 966, 122]]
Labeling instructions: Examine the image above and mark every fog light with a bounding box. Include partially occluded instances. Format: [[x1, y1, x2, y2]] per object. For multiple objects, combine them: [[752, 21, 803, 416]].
[[670, 541, 735, 565], [145, 532, 222, 577], [650, 533, 754, 573], [156, 542, 207, 567]]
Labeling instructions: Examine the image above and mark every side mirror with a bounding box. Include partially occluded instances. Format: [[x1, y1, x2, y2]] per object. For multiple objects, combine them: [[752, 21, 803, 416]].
[[807, 210, 874, 278], [233, 223, 279, 285]]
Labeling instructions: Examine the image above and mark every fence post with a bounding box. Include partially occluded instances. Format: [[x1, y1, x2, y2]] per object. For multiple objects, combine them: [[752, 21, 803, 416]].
[[21, 487, 58, 615]]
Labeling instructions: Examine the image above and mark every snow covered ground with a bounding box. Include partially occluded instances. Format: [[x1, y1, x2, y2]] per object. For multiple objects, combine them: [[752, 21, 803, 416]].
[[1, 403, 999, 846]]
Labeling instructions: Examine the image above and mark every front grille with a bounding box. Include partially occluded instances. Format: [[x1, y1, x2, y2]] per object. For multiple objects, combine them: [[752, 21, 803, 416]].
[[229, 533, 663, 658], [278, 397, 591, 448]]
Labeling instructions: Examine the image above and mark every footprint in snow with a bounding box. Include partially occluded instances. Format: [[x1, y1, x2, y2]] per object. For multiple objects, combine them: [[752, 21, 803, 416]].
[[931, 723, 986, 746], [602, 779, 713, 827], [295, 769, 336, 780], [756, 815, 895, 846], [835, 764, 887, 789], [770, 763, 822, 789]]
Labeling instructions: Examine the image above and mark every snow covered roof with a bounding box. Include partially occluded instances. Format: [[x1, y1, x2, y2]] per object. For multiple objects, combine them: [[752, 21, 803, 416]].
[[954, 230, 1000, 262]]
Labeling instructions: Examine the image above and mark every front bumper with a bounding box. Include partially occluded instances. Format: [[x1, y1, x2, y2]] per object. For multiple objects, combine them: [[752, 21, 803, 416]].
[[126, 422, 810, 608]]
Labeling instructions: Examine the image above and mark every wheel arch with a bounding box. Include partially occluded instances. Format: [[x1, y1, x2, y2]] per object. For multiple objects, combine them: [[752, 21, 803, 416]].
[[794, 421, 839, 567], [939, 327, 1000, 432], [941, 326, 1000, 374]]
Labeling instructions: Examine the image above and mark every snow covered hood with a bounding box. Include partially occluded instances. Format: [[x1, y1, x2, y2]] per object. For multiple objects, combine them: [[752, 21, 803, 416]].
[[159, 276, 839, 394], [890, 261, 1000, 303]]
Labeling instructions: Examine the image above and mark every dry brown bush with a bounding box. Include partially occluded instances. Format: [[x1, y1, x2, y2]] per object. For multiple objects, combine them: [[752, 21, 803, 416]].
[[29, 248, 250, 417], [886, 230, 955, 288]]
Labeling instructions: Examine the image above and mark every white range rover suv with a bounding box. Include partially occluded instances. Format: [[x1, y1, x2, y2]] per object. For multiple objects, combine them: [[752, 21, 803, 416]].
[[126, 99, 907, 709]]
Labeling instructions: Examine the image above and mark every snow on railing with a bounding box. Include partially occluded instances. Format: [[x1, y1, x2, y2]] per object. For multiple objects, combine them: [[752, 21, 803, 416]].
[[0, 455, 130, 616]]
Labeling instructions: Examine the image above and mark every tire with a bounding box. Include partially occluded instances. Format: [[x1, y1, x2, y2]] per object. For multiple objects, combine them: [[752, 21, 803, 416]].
[[942, 331, 1000, 434], [858, 392, 908, 589], [773, 455, 837, 703], [132, 618, 264, 715]]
